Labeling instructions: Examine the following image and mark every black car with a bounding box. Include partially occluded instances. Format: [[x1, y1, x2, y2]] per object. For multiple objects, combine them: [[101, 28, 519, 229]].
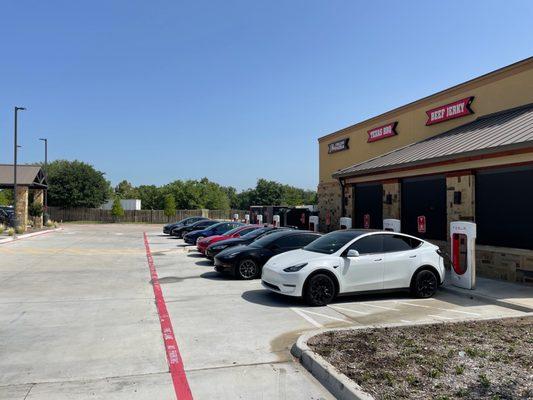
[[163, 216, 207, 235], [0, 207, 14, 227], [214, 230, 321, 280], [183, 221, 243, 245], [205, 227, 292, 259], [171, 219, 217, 238]]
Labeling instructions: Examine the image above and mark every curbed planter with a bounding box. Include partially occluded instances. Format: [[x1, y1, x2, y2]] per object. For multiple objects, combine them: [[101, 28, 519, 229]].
[[291, 329, 375, 400], [291, 314, 533, 400]]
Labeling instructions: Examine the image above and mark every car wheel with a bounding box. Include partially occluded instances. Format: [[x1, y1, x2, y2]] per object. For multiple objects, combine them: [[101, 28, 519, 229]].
[[196, 236, 204, 244], [412, 270, 438, 298], [236, 259, 259, 280], [304, 274, 336, 306]]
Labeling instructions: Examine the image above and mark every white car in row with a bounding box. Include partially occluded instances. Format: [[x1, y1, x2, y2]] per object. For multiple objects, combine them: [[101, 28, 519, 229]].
[[261, 230, 445, 306]]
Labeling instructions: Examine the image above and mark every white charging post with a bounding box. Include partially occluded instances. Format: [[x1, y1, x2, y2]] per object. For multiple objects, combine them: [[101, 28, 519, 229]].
[[245, 214, 250, 224], [450, 221, 477, 290], [309, 215, 319, 232], [339, 217, 352, 230], [383, 219, 401, 232], [233, 213, 239, 222], [273, 215, 280, 227], [257, 214, 263, 225]]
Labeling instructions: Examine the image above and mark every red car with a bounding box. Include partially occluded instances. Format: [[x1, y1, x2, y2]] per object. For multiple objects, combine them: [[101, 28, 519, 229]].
[[196, 225, 261, 254]]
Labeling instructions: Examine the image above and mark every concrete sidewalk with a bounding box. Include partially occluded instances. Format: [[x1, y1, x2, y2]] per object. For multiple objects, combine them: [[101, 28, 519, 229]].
[[442, 271, 533, 312]]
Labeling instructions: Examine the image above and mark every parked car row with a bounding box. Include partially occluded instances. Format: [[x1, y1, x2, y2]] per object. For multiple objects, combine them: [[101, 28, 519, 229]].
[[0, 206, 15, 227], [163, 217, 445, 306]]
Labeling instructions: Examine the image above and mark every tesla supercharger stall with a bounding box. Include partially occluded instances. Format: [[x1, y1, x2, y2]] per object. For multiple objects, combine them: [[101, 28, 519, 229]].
[[309, 215, 319, 232], [450, 221, 477, 290], [233, 213, 239, 222], [339, 217, 352, 230], [245, 214, 250, 224], [273, 215, 280, 227], [257, 214, 263, 225], [383, 219, 401, 232]]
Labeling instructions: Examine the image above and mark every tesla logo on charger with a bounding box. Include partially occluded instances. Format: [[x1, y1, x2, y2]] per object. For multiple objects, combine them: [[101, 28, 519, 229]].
[[425, 96, 474, 125], [367, 122, 398, 143], [363, 214, 370, 229], [417, 216, 426, 233]]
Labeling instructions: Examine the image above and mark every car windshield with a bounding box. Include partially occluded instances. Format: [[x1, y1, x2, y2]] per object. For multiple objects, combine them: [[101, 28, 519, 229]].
[[224, 226, 245, 236], [248, 231, 289, 248], [241, 227, 269, 239], [303, 230, 364, 254]]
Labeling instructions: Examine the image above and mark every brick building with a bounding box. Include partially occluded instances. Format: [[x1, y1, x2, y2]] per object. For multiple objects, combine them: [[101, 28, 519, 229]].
[[317, 57, 533, 283]]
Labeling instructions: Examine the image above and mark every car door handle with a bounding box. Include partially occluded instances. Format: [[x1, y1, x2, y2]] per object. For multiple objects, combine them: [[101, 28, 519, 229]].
[[374, 258, 383, 262], [409, 255, 417, 258]]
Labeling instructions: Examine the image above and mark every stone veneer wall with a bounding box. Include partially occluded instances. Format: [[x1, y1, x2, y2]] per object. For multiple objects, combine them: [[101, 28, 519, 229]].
[[382, 181, 401, 220], [317, 181, 341, 232]]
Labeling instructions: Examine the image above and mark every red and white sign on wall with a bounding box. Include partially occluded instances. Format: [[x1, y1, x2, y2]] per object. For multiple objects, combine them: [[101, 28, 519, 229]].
[[417, 215, 426, 233], [425, 97, 474, 126], [367, 122, 398, 143], [363, 214, 370, 229]]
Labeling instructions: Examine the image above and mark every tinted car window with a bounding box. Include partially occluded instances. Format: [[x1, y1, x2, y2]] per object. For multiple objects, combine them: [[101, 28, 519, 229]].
[[272, 234, 302, 249], [250, 231, 291, 248], [383, 235, 421, 252], [291, 233, 320, 247], [304, 230, 364, 254], [237, 226, 258, 236], [242, 227, 271, 240], [195, 220, 216, 229], [349, 235, 383, 254]]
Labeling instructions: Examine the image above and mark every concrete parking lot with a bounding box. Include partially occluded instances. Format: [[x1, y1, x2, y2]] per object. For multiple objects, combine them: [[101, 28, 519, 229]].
[[0, 224, 529, 399]]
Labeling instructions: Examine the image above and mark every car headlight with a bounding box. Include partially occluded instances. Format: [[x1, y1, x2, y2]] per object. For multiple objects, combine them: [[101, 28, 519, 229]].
[[212, 245, 228, 251], [225, 252, 239, 258], [283, 263, 308, 272]]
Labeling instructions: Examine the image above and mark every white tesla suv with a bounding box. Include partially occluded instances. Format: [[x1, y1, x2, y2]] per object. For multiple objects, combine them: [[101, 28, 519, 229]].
[[261, 230, 445, 306]]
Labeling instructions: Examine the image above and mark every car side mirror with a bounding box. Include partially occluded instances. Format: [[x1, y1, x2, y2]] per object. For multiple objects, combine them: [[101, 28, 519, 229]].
[[346, 249, 360, 258]]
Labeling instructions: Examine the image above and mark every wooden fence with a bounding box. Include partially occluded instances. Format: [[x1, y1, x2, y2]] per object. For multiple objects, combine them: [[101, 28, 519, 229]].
[[48, 207, 248, 224]]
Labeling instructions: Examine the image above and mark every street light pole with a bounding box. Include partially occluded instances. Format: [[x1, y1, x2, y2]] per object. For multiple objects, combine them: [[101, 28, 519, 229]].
[[39, 138, 48, 210], [13, 106, 26, 230]]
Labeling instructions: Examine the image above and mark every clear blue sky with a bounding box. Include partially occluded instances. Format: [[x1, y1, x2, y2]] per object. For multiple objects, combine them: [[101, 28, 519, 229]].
[[1, 1, 532, 191]]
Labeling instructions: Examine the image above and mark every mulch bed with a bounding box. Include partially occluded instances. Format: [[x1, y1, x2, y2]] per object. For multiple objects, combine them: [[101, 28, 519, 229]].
[[308, 316, 532, 400]]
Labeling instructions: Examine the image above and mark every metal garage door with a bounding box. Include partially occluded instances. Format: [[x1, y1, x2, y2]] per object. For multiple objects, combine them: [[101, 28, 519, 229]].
[[353, 183, 383, 229], [401, 175, 446, 240], [476, 165, 533, 250]]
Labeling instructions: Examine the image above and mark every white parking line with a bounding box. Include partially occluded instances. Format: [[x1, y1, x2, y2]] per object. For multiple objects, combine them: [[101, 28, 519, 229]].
[[434, 307, 481, 316], [290, 307, 323, 328], [400, 319, 412, 323], [395, 301, 431, 308], [328, 305, 369, 315], [299, 309, 352, 323], [428, 314, 454, 320], [360, 302, 399, 311]]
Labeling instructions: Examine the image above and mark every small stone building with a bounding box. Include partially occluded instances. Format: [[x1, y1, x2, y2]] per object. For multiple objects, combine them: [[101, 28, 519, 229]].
[[0, 164, 48, 229]]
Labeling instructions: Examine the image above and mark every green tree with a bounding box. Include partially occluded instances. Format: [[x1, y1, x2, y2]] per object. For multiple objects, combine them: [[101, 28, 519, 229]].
[[115, 180, 138, 199], [28, 201, 44, 217], [111, 197, 125, 219], [163, 194, 176, 217], [137, 185, 164, 209], [0, 189, 13, 206], [47, 160, 111, 208]]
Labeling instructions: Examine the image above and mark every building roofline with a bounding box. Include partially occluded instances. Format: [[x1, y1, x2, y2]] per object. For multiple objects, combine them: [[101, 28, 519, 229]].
[[318, 56, 533, 143]]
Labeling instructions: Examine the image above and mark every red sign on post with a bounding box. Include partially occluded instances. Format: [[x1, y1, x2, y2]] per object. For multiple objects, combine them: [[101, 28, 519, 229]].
[[367, 122, 398, 143], [363, 214, 370, 229], [417, 216, 426, 233], [425, 97, 474, 125]]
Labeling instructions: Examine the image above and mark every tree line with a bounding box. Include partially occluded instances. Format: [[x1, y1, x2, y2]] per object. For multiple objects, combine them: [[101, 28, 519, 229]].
[[0, 160, 316, 210]]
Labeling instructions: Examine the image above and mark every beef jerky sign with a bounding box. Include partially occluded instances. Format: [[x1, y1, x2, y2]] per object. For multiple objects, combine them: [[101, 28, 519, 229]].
[[328, 138, 349, 154], [426, 96, 474, 125]]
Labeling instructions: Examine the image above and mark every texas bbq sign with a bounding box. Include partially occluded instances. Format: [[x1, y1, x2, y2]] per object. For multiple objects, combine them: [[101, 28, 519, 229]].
[[367, 121, 398, 143], [425, 96, 475, 125], [328, 138, 349, 154]]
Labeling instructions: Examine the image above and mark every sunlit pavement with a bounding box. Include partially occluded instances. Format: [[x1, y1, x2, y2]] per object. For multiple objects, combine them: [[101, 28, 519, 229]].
[[0, 224, 529, 399]]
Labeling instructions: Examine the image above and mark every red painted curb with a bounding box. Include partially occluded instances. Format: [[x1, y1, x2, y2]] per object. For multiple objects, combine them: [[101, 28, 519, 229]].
[[143, 232, 193, 400]]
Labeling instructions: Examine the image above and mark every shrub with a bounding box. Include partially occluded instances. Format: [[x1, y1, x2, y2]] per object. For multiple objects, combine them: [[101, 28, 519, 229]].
[[15, 226, 25, 234], [28, 202, 44, 217], [111, 197, 125, 220], [7, 227, 15, 236], [163, 194, 176, 217], [45, 220, 54, 228], [0, 224, 4, 234]]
